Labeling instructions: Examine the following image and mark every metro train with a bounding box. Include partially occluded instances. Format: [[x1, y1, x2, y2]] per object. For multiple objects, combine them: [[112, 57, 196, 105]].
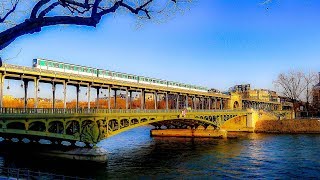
[[33, 58, 217, 93]]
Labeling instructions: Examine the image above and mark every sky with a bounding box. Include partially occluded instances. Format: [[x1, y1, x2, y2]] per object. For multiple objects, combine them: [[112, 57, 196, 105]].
[[2, 0, 320, 92]]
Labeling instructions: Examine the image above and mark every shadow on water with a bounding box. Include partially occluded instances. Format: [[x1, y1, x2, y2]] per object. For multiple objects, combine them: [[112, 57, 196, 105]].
[[0, 143, 107, 179], [0, 127, 320, 179]]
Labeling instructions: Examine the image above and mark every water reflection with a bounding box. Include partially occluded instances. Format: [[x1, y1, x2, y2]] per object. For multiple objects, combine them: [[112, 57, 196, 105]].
[[0, 126, 319, 179]]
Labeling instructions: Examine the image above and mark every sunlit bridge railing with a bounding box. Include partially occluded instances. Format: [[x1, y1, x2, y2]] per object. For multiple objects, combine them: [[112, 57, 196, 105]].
[[0, 108, 244, 115]]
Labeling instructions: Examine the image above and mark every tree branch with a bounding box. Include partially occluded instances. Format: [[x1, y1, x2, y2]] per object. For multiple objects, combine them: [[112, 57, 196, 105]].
[[0, 0, 180, 51], [0, 0, 19, 23], [38, 2, 61, 18]]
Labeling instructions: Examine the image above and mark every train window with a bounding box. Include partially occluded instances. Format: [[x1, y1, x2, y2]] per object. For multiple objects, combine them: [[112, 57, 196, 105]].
[[74, 66, 78, 71], [39, 60, 46, 66], [59, 64, 63, 68], [70, 65, 74, 70], [94, 70, 97, 74], [48, 62, 53, 67]]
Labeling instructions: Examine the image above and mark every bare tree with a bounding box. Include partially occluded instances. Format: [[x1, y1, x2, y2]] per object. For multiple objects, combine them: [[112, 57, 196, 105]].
[[273, 70, 307, 101], [0, 0, 190, 52], [303, 71, 318, 105], [274, 70, 318, 102]]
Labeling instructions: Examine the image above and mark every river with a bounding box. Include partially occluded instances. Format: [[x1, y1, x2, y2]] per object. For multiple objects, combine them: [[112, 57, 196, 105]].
[[0, 126, 320, 179]]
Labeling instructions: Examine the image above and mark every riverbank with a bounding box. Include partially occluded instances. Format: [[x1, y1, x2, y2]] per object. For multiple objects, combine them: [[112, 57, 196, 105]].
[[255, 119, 320, 133]]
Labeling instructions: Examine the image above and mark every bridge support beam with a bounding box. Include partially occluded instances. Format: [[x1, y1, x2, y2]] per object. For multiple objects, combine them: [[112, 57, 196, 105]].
[[154, 92, 158, 110], [23, 79, 28, 109], [129, 91, 133, 109], [165, 92, 169, 110], [33, 79, 38, 108], [52, 82, 56, 109], [63, 82, 67, 109], [220, 99, 223, 110], [185, 95, 188, 109], [176, 94, 179, 110], [76, 85, 80, 111], [215, 98, 217, 110], [96, 87, 100, 109], [108, 87, 111, 110], [114, 89, 117, 109], [201, 97, 204, 110], [87, 85, 91, 109], [126, 89, 129, 109], [0, 73, 3, 108], [141, 89, 145, 109]]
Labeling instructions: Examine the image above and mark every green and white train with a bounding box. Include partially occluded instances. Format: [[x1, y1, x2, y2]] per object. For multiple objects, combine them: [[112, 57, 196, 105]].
[[33, 58, 211, 93]]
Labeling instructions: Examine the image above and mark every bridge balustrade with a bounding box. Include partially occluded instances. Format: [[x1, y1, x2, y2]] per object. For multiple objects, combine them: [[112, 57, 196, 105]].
[[0, 107, 243, 115]]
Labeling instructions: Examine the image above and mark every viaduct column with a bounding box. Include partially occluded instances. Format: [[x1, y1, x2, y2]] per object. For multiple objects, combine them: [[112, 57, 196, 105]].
[[0, 74, 3, 108], [114, 89, 117, 109], [96, 87, 100, 109], [201, 97, 204, 110], [215, 98, 218, 110], [34, 78, 39, 108], [129, 91, 133, 109], [185, 95, 188, 109], [23, 79, 28, 109], [154, 92, 158, 110], [76, 85, 80, 111], [220, 99, 223, 110], [141, 89, 145, 110], [108, 87, 111, 110], [176, 94, 179, 110], [52, 82, 56, 109], [63, 82, 67, 109], [165, 92, 169, 110], [208, 97, 211, 110], [87, 85, 91, 109], [125, 89, 129, 109]]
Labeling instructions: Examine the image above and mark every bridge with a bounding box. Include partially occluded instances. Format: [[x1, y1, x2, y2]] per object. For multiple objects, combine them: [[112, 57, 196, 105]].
[[0, 63, 294, 148]]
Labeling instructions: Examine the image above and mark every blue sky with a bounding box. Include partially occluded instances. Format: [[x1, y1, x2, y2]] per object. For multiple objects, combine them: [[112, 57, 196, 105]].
[[2, 0, 320, 92]]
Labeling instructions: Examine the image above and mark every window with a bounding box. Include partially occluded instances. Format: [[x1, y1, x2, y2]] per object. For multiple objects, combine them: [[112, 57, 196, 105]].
[[74, 66, 78, 71], [39, 60, 46, 66], [59, 64, 63, 68]]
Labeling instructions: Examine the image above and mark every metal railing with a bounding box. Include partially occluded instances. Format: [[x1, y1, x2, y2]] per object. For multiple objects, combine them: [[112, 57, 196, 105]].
[[0, 107, 245, 115], [0, 167, 92, 180]]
